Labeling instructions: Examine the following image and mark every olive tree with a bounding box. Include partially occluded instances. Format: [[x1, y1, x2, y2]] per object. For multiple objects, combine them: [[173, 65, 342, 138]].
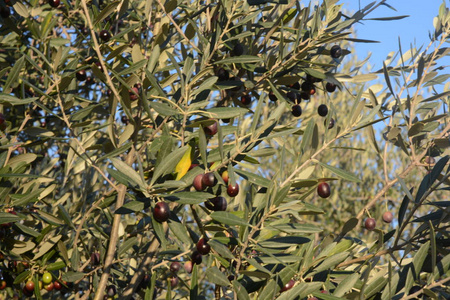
[[0, 0, 449, 299]]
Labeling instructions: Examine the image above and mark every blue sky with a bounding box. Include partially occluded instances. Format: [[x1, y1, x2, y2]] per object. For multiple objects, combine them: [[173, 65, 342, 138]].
[[342, 0, 447, 68]]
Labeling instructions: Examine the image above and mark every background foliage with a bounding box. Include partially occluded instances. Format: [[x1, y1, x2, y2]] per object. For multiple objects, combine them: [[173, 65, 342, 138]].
[[0, 0, 449, 299]]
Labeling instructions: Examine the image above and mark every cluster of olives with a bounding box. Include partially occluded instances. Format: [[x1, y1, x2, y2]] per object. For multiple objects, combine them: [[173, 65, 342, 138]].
[[0, 261, 68, 297], [364, 211, 394, 231], [213, 45, 342, 137]]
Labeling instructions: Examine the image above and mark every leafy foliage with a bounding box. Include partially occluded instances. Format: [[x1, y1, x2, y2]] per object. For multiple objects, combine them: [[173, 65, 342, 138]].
[[0, 0, 449, 299]]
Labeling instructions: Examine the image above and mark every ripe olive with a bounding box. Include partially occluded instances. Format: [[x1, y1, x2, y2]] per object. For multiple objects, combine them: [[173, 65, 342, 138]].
[[241, 94, 252, 106], [53, 281, 62, 290], [382, 211, 394, 223], [327, 118, 335, 129], [291, 105, 302, 117], [286, 91, 297, 102], [364, 218, 376, 231], [196, 238, 211, 255], [170, 276, 179, 288], [268, 92, 277, 101], [193, 174, 206, 191], [99, 30, 111, 42], [318, 104, 328, 117], [205, 197, 227, 211], [202, 172, 217, 187], [326, 82, 337, 93], [204, 122, 218, 136], [44, 282, 54, 292], [227, 183, 239, 197], [191, 250, 202, 265], [49, 0, 60, 8], [184, 261, 193, 273], [25, 280, 35, 292], [91, 252, 100, 266], [280, 279, 295, 292], [317, 182, 331, 198], [232, 43, 244, 56], [330, 45, 342, 58], [170, 262, 181, 273], [153, 202, 170, 223]]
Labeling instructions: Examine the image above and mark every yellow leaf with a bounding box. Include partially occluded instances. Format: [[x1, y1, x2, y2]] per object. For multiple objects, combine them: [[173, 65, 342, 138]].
[[175, 145, 192, 180]]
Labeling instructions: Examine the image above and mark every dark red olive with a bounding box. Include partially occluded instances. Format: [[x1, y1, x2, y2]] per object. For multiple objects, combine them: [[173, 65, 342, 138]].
[[281, 279, 295, 292], [193, 174, 205, 191], [121, 115, 129, 125], [327, 118, 335, 129], [153, 202, 170, 223], [170, 262, 181, 273], [49, 0, 60, 8], [382, 211, 394, 223], [196, 238, 211, 255], [191, 250, 202, 265], [53, 281, 62, 290], [90, 252, 100, 266], [241, 94, 252, 105], [129, 87, 139, 101], [204, 122, 218, 136], [170, 276, 179, 288], [364, 218, 376, 231], [227, 183, 239, 197], [25, 280, 35, 292], [94, 61, 104, 72], [205, 197, 227, 211], [326, 82, 337, 93], [268, 92, 277, 101], [76, 70, 87, 81], [317, 182, 330, 198], [99, 30, 111, 42], [202, 172, 217, 187], [44, 282, 54, 292], [330, 45, 342, 58], [291, 105, 302, 117]]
